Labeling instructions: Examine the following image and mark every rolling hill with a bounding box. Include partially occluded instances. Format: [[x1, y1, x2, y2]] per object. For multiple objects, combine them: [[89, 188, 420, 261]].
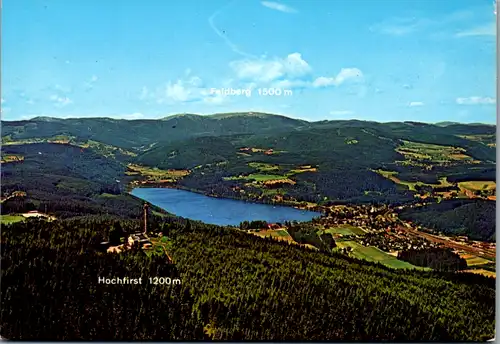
[[0, 113, 496, 340], [1, 112, 496, 237]]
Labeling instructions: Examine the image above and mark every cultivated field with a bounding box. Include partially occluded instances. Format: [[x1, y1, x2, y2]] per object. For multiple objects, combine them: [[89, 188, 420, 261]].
[[335, 240, 426, 270]]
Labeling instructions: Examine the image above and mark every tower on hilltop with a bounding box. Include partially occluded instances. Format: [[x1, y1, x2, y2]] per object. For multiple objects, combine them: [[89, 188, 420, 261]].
[[143, 203, 149, 234]]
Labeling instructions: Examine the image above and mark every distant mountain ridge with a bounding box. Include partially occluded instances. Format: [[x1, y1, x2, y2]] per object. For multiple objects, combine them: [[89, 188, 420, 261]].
[[2, 112, 496, 161], [11, 112, 496, 126]]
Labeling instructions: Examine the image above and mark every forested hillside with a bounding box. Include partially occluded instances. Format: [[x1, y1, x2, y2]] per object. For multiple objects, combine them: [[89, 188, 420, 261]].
[[0, 143, 165, 219], [1, 216, 495, 340], [399, 200, 496, 242]]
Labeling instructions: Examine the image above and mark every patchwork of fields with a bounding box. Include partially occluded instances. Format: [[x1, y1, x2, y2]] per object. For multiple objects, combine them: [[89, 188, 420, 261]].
[[395, 140, 477, 166]]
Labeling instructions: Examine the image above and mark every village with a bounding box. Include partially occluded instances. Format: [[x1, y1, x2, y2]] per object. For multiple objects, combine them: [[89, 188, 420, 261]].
[[244, 201, 495, 275]]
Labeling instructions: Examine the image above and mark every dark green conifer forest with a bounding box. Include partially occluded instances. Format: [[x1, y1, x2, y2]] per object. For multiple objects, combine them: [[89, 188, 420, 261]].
[[1, 215, 495, 341]]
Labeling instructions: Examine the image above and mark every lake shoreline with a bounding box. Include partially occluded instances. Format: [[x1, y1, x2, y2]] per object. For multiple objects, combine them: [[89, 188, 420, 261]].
[[129, 187, 321, 226], [128, 182, 325, 214]]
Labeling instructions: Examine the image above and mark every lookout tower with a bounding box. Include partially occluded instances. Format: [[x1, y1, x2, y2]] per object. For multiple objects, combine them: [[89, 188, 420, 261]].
[[143, 203, 149, 234]]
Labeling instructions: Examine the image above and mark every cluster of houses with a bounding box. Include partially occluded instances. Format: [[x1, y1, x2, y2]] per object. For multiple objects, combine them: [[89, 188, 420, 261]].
[[103, 232, 153, 254], [128, 232, 152, 249], [357, 230, 440, 253], [321, 204, 395, 231]]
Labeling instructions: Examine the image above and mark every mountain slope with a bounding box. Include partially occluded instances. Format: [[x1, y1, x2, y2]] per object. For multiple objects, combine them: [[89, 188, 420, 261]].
[[1, 113, 309, 150]]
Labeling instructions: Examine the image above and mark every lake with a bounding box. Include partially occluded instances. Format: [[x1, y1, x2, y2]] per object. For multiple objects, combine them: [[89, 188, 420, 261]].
[[130, 188, 321, 226]]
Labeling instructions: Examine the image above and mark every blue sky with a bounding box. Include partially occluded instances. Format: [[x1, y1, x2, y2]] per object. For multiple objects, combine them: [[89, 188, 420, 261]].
[[1, 0, 497, 123]]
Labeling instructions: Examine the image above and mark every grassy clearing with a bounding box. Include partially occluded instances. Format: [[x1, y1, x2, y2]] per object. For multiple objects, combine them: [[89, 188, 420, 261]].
[[253, 229, 295, 243], [80, 140, 137, 158], [99, 193, 120, 198], [374, 169, 451, 191], [1, 215, 25, 225], [457, 134, 496, 145], [2, 136, 137, 158], [287, 166, 318, 175], [462, 269, 496, 278], [325, 225, 366, 236], [147, 236, 173, 257], [152, 210, 169, 218], [395, 140, 474, 166], [0, 155, 24, 163], [465, 256, 492, 266], [458, 181, 496, 191], [248, 162, 280, 172], [225, 173, 290, 182], [224, 162, 316, 184], [127, 164, 190, 180], [336, 240, 426, 270]]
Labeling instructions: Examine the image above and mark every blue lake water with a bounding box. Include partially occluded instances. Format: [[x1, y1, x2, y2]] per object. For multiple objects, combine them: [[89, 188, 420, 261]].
[[130, 188, 321, 226]]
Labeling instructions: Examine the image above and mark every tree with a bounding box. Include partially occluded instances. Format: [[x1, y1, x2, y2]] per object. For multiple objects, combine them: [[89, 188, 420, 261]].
[[109, 224, 123, 245], [184, 219, 192, 232]]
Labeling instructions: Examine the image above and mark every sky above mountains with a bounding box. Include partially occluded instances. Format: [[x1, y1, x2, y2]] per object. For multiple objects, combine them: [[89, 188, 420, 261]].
[[1, 0, 497, 123]]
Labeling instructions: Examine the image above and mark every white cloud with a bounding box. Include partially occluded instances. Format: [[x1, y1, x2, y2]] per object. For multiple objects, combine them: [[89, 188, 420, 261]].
[[335, 68, 364, 85], [455, 23, 496, 37], [162, 76, 204, 103], [312, 76, 336, 87], [330, 110, 354, 115], [312, 68, 364, 88], [164, 82, 193, 103], [271, 79, 308, 89], [229, 53, 363, 92], [50, 95, 73, 107], [230, 53, 311, 83], [456, 96, 496, 105], [408, 101, 424, 107], [84, 75, 98, 91], [1, 98, 5, 104], [370, 17, 431, 36], [147, 73, 229, 106], [371, 11, 489, 38], [261, 1, 297, 13]]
